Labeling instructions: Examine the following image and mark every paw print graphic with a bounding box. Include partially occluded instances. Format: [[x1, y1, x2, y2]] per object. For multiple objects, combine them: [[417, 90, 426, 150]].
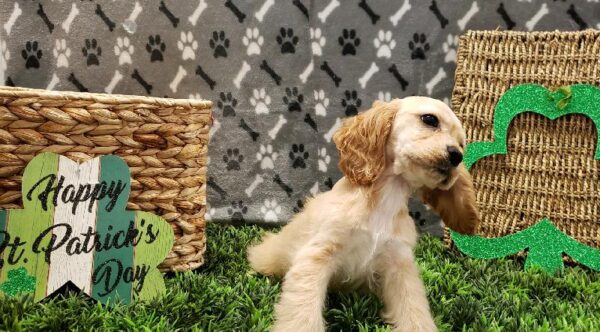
[[177, 31, 198, 60], [242, 27, 263, 56], [409, 33, 430, 60], [277, 28, 299, 54], [341, 90, 362, 116], [146, 35, 166, 62], [442, 34, 459, 63], [228, 201, 248, 225], [52, 39, 70, 68], [309, 27, 326, 56], [378, 91, 392, 102], [217, 92, 238, 117], [82, 38, 101, 66], [409, 210, 428, 227], [317, 148, 330, 173], [204, 207, 217, 222], [209, 31, 230, 58], [21, 41, 42, 69], [338, 29, 360, 56], [261, 199, 282, 223], [114, 37, 134, 66], [0, 40, 10, 73], [256, 144, 278, 170], [189, 93, 202, 100], [373, 30, 396, 59], [293, 199, 304, 213], [283, 87, 304, 112], [223, 148, 244, 171], [289, 144, 309, 169], [314, 90, 329, 117], [249, 88, 271, 114]]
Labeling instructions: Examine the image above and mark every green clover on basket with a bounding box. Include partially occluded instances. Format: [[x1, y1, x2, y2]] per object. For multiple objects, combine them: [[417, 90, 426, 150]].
[[451, 84, 600, 274]]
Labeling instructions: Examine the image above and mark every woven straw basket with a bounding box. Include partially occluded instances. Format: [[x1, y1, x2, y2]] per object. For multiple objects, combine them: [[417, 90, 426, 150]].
[[449, 30, 600, 249], [0, 86, 212, 271]]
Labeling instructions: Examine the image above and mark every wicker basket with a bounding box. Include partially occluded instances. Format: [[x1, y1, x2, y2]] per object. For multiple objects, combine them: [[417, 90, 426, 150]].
[[449, 30, 600, 249], [0, 86, 212, 272]]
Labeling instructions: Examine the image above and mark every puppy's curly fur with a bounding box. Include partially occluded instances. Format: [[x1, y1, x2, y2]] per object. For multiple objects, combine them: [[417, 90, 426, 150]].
[[248, 97, 479, 332]]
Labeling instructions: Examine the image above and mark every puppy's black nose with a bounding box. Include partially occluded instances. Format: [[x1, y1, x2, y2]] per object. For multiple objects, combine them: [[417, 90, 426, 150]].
[[447, 146, 463, 167]]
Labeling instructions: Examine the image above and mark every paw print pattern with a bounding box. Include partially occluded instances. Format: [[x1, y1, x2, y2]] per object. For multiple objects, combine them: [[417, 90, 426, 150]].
[[209, 31, 230, 58], [256, 144, 278, 170], [378, 91, 392, 102], [217, 92, 238, 117], [146, 35, 166, 62], [310, 27, 326, 56], [373, 30, 396, 59], [223, 148, 244, 171], [261, 199, 282, 223], [283, 87, 304, 112], [442, 34, 458, 63], [249, 88, 271, 114], [52, 39, 70, 68], [242, 27, 263, 56], [409, 211, 428, 227], [114, 37, 134, 65], [82, 38, 101, 66], [314, 90, 329, 117], [317, 148, 330, 173], [189, 93, 202, 100], [338, 29, 360, 56], [409, 33, 430, 60], [204, 207, 216, 222], [177, 31, 198, 60], [341, 90, 362, 116], [228, 201, 248, 225], [289, 144, 309, 169], [277, 28, 299, 54], [22, 41, 42, 69]]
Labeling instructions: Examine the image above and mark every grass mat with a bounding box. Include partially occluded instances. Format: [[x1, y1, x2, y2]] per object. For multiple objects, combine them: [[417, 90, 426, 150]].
[[0, 223, 598, 331]]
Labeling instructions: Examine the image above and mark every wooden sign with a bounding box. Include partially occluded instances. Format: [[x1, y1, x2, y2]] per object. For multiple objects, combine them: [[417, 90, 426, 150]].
[[0, 153, 174, 304]]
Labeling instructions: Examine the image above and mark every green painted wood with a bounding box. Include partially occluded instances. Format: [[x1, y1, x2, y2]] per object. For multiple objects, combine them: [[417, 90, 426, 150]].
[[92, 155, 134, 304], [0, 209, 7, 276], [2, 153, 58, 300], [133, 211, 174, 301]]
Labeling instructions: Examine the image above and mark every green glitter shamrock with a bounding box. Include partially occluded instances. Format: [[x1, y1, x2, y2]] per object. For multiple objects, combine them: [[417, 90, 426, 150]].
[[0, 267, 36, 297], [451, 84, 600, 274]]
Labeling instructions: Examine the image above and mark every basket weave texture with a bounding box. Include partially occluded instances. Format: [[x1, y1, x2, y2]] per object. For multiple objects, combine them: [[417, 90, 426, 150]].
[[0, 86, 212, 271], [450, 30, 600, 248]]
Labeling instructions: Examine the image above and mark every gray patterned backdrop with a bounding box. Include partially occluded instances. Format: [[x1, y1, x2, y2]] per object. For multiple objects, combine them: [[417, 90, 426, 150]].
[[1, 0, 599, 234]]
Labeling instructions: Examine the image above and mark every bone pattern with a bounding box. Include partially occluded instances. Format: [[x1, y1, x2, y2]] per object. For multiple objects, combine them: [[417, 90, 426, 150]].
[[0, 0, 592, 227]]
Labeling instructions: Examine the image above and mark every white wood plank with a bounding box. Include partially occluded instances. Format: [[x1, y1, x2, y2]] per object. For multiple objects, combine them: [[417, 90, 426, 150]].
[[46, 156, 100, 296]]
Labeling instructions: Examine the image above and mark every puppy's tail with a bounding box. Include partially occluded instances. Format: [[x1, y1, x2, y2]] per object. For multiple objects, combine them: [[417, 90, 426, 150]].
[[247, 231, 290, 277]]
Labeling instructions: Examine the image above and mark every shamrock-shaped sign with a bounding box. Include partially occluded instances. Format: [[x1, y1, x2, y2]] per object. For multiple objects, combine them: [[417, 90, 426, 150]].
[[0, 153, 174, 304], [451, 84, 600, 274]]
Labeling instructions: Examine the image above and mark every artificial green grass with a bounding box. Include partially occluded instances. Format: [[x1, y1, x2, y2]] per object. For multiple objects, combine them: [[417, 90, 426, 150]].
[[0, 223, 599, 331]]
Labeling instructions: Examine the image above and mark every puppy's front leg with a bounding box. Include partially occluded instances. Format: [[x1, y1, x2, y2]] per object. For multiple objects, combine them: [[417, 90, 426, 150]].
[[374, 239, 437, 332], [272, 234, 343, 332]]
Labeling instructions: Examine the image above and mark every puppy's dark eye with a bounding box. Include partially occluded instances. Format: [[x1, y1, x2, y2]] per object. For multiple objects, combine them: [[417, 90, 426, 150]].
[[421, 114, 439, 128]]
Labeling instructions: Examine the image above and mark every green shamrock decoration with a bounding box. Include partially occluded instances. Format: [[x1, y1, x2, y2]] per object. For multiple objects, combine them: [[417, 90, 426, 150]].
[[451, 84, 600, 274], [0, 153, 174, 304], [0, 268, 36, 297]]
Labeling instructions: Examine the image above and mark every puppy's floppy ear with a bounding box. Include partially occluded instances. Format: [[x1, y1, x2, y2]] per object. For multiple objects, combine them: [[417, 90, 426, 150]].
[[333, 101, 398, 186], [421, 164, 480, 234]]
